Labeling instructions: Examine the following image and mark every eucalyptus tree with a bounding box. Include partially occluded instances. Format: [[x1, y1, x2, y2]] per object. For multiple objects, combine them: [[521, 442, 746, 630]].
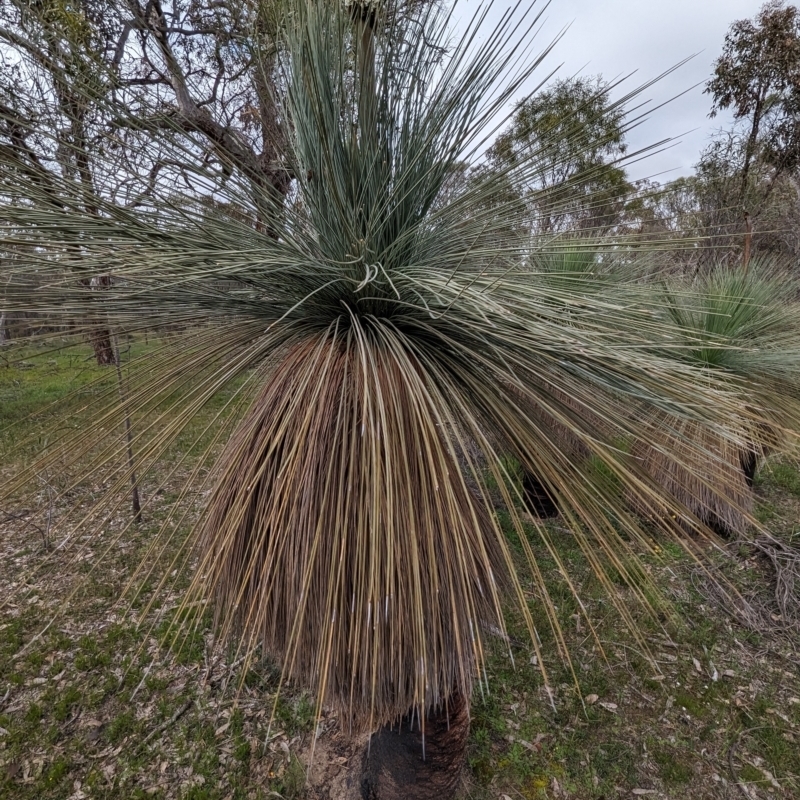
[[695, 129, 800, 265], [0, 0, 292, 358], [0, 0, 292, 200], [489, 75, 634, 236], [0, 0, 121, 360], [707, 0, 800, 205], [600, 4, 800, 273], [4, 2, 800, 798], [705, 0, 800, 265]]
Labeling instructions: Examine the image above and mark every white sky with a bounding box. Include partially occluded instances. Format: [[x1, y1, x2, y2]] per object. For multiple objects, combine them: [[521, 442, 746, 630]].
[[455, 0, 767, 182]]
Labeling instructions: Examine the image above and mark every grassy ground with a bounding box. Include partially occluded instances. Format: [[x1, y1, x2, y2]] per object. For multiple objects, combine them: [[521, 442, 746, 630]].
[[1, 338, 799, 799]]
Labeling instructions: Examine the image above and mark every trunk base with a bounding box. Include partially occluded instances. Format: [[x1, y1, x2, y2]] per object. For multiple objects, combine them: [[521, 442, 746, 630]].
[[360, 692, 469, 800], [740, 449, 758, 489], [303, 695, 470, 800], [522, 471, 559, 518]]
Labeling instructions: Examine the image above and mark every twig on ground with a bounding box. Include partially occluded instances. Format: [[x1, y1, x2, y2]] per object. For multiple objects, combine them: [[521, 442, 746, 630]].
[[691, 533, 800, 635], [140, 699, 194, 748], [1, 509, 47, 543], [750, 534, 800, 628], [111, 331, 142, 524], [129, 662, 154, 702], [727, 726, 769, 800]]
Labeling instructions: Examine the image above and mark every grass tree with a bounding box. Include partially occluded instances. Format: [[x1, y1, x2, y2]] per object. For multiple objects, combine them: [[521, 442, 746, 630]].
[[3, 2, 800, 798], [633, 264, 800, 537]]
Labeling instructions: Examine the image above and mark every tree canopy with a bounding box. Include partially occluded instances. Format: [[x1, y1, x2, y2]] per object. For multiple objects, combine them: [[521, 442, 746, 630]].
[[489, 76, 633, 235], [706, 1, 800, 200]]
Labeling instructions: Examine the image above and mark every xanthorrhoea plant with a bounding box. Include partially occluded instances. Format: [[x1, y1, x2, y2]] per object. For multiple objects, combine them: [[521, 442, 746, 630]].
[[632, 263, 800, 536], [2, 1, 795, 796]]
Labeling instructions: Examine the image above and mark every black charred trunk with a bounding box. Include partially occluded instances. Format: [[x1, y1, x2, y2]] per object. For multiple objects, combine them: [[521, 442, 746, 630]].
[[359, 692, 469, 800], [521, 470, 559, 518], [740, 448, 758, 488], [704, 448, 761, 540]]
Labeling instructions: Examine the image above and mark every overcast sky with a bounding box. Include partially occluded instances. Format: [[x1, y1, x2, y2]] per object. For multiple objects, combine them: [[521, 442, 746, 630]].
[[456, 0, 766, 182]]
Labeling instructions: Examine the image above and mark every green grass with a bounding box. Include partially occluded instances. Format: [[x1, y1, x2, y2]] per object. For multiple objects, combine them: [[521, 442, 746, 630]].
[[652, 746, 693, 785], [0, 341, 106, 419], [758, 461, 800, 497]]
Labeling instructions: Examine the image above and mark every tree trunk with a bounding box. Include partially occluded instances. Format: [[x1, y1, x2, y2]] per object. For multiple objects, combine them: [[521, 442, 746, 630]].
[[89, 326, 115, 365], [742, 210, 753, 275], [84, 275, 114, 365], [740, 447, 759, 489], [358, 692, 470, 800], [739, 99, 764, 207]]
